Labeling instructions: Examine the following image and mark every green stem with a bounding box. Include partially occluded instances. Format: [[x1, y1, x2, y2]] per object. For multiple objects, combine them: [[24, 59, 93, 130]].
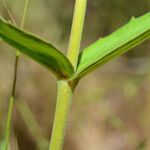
[[4, 96, 14, 150], [67, 0, 87, 70], [20, 0, 29, 29], [49, 0, 87, 150], [49, 80, 73, 150], [4, 1, 29, 149]]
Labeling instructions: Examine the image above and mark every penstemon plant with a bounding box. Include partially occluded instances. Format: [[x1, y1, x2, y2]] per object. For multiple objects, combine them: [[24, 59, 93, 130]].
[[0, 0, 150, 150]]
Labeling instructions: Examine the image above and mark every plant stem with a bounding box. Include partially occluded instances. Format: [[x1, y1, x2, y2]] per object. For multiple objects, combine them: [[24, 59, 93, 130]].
[[49, 80, 73, 150], [49, 0, 87, 150], [21, 0, 29, 29], [4, 96, 14, 150], [67, 0, 87, 70], [4, 1, 29, 149]]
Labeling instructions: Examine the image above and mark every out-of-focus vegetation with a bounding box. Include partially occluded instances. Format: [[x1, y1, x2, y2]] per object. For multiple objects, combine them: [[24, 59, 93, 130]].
[[0, 0, 150, 150]]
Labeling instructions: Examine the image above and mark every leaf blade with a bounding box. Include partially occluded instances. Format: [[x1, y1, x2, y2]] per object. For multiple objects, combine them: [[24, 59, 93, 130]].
[[76, 12, 150, 78], [0, 17, 74, 79]]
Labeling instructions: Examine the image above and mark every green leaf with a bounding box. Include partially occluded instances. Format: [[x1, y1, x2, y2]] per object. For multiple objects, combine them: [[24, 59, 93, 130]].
[[0, 17, 74, 79], [76, 12, 150, 79]]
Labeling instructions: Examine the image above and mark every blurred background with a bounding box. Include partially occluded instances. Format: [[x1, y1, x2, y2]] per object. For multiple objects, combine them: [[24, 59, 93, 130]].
[[0, 0, 150, 150]]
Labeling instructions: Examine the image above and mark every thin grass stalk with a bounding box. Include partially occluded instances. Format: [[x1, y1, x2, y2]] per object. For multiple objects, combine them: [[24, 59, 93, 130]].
[[4, 1, 30, 149], [0, 0, 16, 25], [16, 100, 49, 150]]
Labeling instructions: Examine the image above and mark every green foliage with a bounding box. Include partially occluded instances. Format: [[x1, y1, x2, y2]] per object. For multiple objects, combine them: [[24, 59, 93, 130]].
[[0, 17, 74, 79], [0, 1, 150, 149], [1, 13, 150, 80], [76, 12, 150, 78]]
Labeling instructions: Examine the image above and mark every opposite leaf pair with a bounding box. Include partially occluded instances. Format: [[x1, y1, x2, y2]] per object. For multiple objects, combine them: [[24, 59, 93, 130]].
[[0, 12, 150, 81]]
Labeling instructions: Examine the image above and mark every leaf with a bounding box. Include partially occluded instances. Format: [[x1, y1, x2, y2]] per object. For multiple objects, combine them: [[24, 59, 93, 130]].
[[76, 12, 150, 79], [0, 17, 74, 79]]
